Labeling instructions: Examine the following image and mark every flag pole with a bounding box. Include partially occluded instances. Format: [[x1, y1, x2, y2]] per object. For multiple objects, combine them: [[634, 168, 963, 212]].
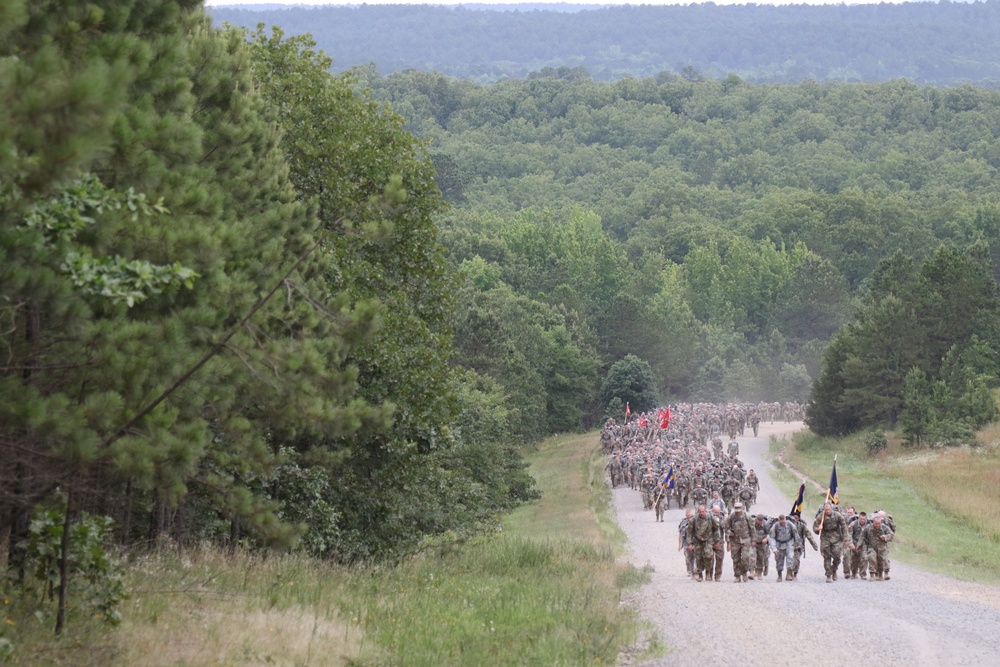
[[816, 453, 836, 534]]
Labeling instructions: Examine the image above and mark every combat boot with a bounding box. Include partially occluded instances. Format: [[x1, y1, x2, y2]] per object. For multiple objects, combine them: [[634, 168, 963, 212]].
[[825, 575, 832, 583], [776, 571, 782, 582]]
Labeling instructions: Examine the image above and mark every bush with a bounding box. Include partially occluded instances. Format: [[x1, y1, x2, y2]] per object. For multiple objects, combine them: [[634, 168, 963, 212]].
[[924, 419, 976, 448], [863, 430, 888, 456]]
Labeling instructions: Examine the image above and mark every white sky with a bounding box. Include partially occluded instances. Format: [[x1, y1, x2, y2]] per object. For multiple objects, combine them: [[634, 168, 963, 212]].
[[205, 1, 930, 6]]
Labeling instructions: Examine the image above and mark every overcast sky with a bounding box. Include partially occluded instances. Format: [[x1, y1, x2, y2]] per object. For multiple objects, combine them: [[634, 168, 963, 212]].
[[204, 1, 928, 6]]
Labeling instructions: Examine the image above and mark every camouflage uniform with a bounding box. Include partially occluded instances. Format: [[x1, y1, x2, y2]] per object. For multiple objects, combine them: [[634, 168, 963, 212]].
[[678, 514, 696, 575], [768, 516, 800, 581], [789, 514, 817, 580], [725, 505, 756, 582], [813, 506, 850, 582], [877, 511, 896, 579], [860, 518, 894, 580], [711, 506, 726, 580], [751, 515, 770, 578], [847, 515, 870, 579], [691, 485, 709, 509], [686, 509, 721, 581]]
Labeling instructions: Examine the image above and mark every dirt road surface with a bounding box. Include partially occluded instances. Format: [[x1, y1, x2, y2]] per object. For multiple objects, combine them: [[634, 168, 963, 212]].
[[613, 421, 1000, 666]]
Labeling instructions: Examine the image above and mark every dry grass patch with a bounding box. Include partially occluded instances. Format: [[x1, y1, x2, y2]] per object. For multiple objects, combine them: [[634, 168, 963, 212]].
[[890, 443, 1000, 541], [117, 602, 362, 667]]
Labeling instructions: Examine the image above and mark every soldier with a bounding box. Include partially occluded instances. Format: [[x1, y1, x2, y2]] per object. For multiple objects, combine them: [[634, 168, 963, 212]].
[[842, 506, 857, 579], [654, 488, 666, 522], [709, 490, 727, 516], [711, 505, 726, 581], [813, 502, 851, 583], [750, 411, 761, 436], [746, 469, 759, 504], [860, 515, 894, 580], [738, 485, 754, 513], [690, 481, 709, 510], [678, 508, 696, 576], [751, 514, 770, 579], [727, 439, 739, 458], [725, 502, 756, 582], [847, 511, 870, 579], [788, 512, 818, 581], [768, 514, 799, 582], [676, 472, 690, 508], [877, 510, 896, 579], [686, 504, 721, 582]]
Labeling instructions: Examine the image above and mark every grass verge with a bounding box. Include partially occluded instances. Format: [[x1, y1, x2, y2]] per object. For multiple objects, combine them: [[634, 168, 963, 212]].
[[1, 431, 647, 666], [776, 428, 1000, 583]]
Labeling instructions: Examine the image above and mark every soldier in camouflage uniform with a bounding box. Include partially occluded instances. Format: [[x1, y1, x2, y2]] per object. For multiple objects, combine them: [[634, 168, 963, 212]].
[[710, 505, 725, 581], [788, 512, 818, 581], [877, 510, 896, 579], [751, 514, 770, 579], [860, 515, 894, 581], [686, 504, 721, 582], [813, 503, 851, 583], [725, 502, 756, 582], [678, 508, 695, 576], [768, 514, 799, 582], [690, 481, 709, 510], [847, 511, 870, 579], [841, 506, 857, 579], [746, 469, 759, 504]]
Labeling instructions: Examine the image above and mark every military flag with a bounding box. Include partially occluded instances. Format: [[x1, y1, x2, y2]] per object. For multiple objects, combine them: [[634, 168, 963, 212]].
[[662, 467, 675, 490], [625, 402, 631, 421], [826, 455, 839, 505], [658, 406, 671, 429], [790, 483, 805, 516]]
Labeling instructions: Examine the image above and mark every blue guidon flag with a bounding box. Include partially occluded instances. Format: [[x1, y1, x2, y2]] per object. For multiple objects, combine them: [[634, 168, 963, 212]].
[[827, 458, 839, 506], [790, 483, 805, 516], [663, 467, 675, 490]]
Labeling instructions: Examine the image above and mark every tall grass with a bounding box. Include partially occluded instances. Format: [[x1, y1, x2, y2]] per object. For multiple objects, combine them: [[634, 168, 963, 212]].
[[2, 431, 648, 665]]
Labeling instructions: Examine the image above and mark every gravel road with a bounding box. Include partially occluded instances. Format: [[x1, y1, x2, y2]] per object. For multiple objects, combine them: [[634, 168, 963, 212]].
[[613, 421, 1000, 666]]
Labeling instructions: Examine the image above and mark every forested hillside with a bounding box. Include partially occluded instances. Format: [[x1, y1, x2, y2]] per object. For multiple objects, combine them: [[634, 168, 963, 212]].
[[209, 2, 1000, 84], [355, 66, 1000, 441]]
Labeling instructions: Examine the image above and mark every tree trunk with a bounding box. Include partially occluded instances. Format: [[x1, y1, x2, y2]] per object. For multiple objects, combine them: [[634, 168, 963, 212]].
[[55, 489, 73, 635]]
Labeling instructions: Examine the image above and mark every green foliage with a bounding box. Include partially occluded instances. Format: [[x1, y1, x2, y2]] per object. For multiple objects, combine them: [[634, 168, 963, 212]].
[[811, 246, 1000, 438], [600, 354, 657, 414], [863, 429, 888, 456], [13, 495, 126, 626]]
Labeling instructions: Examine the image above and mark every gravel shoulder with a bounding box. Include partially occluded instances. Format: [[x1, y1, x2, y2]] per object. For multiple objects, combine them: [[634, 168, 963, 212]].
[[614, 421, 1000, 667]]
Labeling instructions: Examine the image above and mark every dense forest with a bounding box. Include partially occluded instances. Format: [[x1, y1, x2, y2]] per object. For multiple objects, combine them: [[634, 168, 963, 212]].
[[210, 2, 1000, 84], [354, 66, 1000, 441], [4, 0, 1000, 632]]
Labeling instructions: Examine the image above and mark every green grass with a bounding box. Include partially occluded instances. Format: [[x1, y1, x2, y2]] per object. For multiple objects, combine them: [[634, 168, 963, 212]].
[[2, 431, 650, 666], [776, 429, 1000, 583]]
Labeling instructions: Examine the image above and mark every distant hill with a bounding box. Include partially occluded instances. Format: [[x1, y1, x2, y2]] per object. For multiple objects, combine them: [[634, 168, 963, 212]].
[[208, 2, 1000, 85]]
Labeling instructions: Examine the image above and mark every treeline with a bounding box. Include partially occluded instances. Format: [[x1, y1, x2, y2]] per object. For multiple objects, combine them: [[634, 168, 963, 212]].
[[355, 68, 1000, 440], [0, 0, 540, 622], [209, 2, 1000, 84]]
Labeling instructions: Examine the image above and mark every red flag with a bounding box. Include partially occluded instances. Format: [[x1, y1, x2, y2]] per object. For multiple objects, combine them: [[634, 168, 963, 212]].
[[661, 406, 671, 429], [625, 402, 631, 419]]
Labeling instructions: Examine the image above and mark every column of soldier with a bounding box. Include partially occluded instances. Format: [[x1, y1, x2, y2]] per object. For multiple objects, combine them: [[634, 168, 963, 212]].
[[603, 402, 895, 584]]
